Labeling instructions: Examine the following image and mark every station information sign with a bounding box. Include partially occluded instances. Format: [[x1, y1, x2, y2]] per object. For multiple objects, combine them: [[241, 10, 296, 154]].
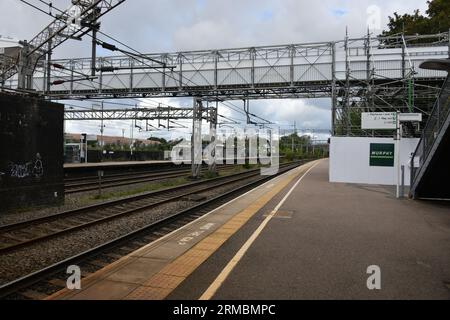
[[361, 112, 423, 130], [361, 112, 396, 130]]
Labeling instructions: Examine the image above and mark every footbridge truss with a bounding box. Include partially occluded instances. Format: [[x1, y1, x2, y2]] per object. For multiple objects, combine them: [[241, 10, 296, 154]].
[[2, 32, 450, 135]]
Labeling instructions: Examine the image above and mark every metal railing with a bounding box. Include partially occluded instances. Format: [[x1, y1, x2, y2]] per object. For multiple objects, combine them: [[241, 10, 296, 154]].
[[411, 75, 450, 190]]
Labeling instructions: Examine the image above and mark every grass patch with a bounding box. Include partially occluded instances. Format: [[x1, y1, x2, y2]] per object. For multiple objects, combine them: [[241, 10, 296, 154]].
[[242, 163, 257, 170], [77, 160, 294, 205], [202, 171, 219, 179], [87, 176, 190, 201], [5, 164, 272, 215], [90, 165, 255, 202]]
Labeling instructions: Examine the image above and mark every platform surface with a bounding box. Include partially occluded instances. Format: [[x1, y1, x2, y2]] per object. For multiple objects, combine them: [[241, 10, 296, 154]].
[[50, 159, 450, 300], [49, 160, 317, 300], [171, 159, 450, 300], [64, 160, 171, 168]]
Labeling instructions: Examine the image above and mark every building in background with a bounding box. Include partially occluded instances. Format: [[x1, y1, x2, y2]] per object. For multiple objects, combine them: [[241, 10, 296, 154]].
[[65, 133, 161, 148]]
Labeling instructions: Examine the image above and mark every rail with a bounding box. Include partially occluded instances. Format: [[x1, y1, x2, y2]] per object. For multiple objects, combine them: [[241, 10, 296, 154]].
[[0, 161, 306, 298]]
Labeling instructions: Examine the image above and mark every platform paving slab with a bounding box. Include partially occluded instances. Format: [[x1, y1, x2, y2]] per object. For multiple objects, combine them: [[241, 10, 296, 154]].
[[169, 159, 450, 300]]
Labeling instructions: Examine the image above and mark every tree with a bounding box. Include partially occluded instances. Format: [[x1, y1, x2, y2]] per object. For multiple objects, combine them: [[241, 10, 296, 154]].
[[280, 133, 314, 159], [147, 137, 168, 144], [425, 0, 450, 33], [380, 10, 430, 37], [381, 0, 450, 38]]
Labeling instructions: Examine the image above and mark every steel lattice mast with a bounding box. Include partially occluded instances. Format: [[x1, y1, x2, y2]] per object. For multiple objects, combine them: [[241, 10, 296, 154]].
[[0, 0, 125, 89]]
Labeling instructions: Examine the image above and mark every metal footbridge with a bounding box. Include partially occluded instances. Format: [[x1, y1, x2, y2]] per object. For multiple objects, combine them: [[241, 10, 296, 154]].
[[1, 32, 449, 135], [4, 34, 446, 100]]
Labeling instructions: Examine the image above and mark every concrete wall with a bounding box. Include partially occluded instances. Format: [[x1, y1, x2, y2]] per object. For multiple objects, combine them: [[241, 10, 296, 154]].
[[329, 137, 419, 186], [0, 93, 64, 212]]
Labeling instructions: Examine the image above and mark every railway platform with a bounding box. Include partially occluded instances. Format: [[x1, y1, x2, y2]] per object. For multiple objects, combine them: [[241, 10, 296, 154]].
[[63, 160, 186, 179], [64, 160, 172, 169], [48, 159, 450, 300], [63, 157, 277, 168]]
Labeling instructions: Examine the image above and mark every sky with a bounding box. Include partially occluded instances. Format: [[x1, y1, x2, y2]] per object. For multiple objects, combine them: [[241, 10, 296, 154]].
[[0, 0, 430, 141]]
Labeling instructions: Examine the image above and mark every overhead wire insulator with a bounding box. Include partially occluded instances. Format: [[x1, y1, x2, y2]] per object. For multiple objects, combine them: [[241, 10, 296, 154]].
[[98, 66, 116, 72], [99, 41, 118, 51], [52, 63, 65, 69], [51, 79, 65, 85]]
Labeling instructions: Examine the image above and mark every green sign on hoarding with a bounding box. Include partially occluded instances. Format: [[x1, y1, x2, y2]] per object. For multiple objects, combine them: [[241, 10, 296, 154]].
[[369, 143, 395, 167]]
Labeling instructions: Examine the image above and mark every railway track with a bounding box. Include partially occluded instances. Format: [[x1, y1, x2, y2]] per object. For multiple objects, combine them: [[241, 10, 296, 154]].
[[64, 164, 234, 194], [1, 167, 267, 254], [0, 161, 307, 299]]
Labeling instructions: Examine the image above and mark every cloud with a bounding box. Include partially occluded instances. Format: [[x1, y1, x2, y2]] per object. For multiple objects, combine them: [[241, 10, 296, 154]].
[[1, 0, 429, 54], [253, 99, 331, 129], [2, 0, 431, 140], [332, 8, 348, 17]]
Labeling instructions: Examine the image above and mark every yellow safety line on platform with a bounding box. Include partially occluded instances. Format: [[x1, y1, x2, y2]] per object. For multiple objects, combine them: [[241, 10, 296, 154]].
[[123, 160, 320, 300], [46, 160, 318, 300], [199, 161, 320, 300], [46, 168, 270, 300]]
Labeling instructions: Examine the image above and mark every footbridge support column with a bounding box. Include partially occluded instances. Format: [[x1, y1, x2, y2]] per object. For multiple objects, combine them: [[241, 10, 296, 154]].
[[208, 104, 218, 175], [191, 97, 203, 179]]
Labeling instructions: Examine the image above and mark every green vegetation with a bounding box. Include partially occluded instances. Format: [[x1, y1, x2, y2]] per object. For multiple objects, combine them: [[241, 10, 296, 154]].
[[381, 0, 450, 38], [334, 108, 366, 137], [140, 137, 183, 152], [87, 137, 183, 153], [85, 164, 253, 202], [202, 171, 220, 179], [242, 163, 257, 170], [90, 176, 190, 201], [279, 133, 328, 160]]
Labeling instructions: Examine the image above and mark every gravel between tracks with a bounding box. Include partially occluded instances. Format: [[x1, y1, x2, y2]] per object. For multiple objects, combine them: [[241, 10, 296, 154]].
[[0, 174, 263, 285], [0, 168, 243, 226], [0, 200, 194, 285], [0, 178, 188, 226]]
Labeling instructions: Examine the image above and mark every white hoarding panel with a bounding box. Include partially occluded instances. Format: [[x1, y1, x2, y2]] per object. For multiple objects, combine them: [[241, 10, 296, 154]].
[[329, 137, 419, 186]]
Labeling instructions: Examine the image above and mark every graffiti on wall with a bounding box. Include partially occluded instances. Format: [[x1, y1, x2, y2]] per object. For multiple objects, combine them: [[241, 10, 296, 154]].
[[7, 153, 44, 179], [9, 163, 32, 178], [33, 153, 44, 177]]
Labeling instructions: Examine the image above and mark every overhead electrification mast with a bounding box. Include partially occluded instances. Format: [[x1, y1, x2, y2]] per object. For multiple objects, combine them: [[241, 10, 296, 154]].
[[0, 0, 125, 90]]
